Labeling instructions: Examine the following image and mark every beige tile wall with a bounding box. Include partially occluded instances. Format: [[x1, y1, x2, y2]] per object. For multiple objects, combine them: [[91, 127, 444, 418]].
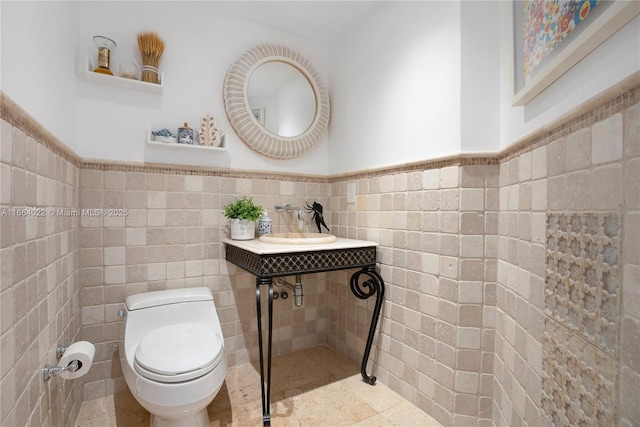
[[1, 94, 333, 422], [493, 146, 548, 426], [76, 169, 330, 400], [491, 97, 640, 426], [620, 102, 640, 426], [325, 90, 639, 427], [0, 117, 82, 427], [326, 164, 499, 427]]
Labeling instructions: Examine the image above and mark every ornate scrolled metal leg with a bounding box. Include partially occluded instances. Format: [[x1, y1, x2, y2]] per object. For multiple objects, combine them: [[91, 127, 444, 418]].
[[255, 277, 273, 426], [349, 266, 385, 385]]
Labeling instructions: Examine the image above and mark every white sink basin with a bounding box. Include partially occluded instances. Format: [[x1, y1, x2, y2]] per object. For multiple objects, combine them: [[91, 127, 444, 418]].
[[259, 232, 337, 245]]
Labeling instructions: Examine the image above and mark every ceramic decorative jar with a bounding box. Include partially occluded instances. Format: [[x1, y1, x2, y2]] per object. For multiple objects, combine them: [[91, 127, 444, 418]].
[[178, 123, 195, 144]]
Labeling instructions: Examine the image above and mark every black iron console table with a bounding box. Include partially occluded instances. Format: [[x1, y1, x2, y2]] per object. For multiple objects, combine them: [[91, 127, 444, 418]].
[[224, 238, 385, 426]]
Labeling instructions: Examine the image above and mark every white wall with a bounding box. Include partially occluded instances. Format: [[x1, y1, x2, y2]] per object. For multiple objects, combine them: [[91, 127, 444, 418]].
[[1, 1, 79, 150], [460, 1, 501, 154], [328, 1, 462, 175], [498, 3, 640, 149], [74, 1, 330, 174], [0, 1, 331, 173], [329, 0, 639, 172]]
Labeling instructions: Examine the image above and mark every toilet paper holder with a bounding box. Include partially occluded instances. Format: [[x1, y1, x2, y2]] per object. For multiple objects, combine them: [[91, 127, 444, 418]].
[[42, 344, 81, 382]]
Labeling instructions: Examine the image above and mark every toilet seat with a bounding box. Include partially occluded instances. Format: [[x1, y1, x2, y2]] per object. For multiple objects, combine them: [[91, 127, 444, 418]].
[[134, 322, 224, 383]]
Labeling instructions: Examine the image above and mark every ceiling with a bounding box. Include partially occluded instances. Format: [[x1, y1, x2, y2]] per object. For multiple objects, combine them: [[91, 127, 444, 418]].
[[215, 1, 383, 45]]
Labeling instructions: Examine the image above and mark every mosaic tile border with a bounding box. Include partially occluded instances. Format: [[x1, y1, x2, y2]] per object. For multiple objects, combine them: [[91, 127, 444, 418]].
[[326, 155, 500, 183], [2, 78, 638, 181], [79, 159, 329, 182], [499, 77, 639, 163]]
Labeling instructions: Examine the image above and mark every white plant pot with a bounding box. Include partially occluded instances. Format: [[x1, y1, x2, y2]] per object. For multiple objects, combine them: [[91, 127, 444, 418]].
[[230, 219, 256, 240]]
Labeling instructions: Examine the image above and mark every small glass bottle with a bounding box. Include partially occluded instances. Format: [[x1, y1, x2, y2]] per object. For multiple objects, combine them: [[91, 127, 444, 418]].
[[119, 62, 139, 80], [258, 209, 272, 236]]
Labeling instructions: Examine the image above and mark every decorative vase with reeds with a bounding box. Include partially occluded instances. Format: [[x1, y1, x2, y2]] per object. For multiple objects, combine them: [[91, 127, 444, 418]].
[[137, 31, 165, 84]]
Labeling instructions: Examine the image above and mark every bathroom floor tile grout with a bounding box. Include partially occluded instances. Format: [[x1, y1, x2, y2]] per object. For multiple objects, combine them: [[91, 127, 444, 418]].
[[75, 345, 440, 427]]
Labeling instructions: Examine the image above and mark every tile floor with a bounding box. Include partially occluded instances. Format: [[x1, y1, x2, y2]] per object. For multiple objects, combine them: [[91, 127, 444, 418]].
[[75, 345, 440, 426]]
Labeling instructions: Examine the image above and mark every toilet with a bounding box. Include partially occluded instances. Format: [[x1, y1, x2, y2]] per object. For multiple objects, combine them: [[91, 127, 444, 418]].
[[120, 287, 227, 427]]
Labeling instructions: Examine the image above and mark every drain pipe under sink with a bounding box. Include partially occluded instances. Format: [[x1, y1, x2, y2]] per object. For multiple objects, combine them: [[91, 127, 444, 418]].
[[275, 275, 303, 307]]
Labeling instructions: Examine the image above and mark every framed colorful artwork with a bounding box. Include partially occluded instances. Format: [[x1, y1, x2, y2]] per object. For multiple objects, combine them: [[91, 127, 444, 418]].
[[511, 0, 639, 106]]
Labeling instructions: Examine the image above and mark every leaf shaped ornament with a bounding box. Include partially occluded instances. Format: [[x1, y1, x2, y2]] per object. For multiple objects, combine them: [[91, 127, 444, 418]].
[[197, 114, 221, 146]]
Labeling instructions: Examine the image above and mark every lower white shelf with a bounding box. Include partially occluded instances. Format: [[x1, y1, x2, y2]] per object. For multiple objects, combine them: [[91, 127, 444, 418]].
[[146, 128, 226, 151]]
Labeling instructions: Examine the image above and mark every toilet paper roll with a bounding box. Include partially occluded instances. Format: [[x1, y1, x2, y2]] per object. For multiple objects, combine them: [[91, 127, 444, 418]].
[[58, 341, 95, 380]]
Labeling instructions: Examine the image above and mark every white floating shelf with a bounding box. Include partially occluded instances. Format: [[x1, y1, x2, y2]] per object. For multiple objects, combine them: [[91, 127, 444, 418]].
[[83, 57, 164, 94], [146, 127, 226, 151]]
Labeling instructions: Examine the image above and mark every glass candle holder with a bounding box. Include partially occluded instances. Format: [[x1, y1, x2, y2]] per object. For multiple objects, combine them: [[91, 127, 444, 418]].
[[119, 62, 139, 80], [93, 35, 117, 75]]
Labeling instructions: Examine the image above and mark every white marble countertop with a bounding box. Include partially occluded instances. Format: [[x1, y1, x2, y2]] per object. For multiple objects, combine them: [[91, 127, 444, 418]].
[[223, 237, 378, 255]]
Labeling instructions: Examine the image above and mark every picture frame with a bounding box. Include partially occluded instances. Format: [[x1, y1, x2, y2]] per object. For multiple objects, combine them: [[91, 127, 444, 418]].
[[251, 107, 265, 126], [511, 0, 639, 106]]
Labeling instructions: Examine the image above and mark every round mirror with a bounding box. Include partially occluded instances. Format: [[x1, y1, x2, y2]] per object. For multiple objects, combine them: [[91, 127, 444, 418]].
[[223, 45, 330, 159], [247, 62, 316, 137]]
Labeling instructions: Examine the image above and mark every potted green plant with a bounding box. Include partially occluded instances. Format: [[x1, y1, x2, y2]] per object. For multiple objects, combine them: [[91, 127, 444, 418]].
[[223, 196, 263, 240]]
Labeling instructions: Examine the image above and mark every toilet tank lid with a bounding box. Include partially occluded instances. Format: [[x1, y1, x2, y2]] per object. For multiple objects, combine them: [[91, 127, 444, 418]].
[[126, 287, 213, 311]]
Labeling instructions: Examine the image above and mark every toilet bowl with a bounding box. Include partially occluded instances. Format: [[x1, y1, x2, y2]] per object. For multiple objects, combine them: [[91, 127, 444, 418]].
[[121, 287, 227, 427]]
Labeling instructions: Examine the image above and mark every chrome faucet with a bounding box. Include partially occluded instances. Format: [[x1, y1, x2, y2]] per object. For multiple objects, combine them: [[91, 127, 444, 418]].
[[274, 204, 305, 232]]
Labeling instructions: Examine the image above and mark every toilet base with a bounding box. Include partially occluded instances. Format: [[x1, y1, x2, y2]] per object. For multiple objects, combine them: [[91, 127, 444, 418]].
[[150, 408, 209, 427]]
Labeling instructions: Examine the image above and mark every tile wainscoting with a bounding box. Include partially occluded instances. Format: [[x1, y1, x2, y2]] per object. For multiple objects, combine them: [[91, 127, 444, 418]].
[[324, 85, 639, 426], [1, 82, 638, 427], [1, 94, 82, 426]]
